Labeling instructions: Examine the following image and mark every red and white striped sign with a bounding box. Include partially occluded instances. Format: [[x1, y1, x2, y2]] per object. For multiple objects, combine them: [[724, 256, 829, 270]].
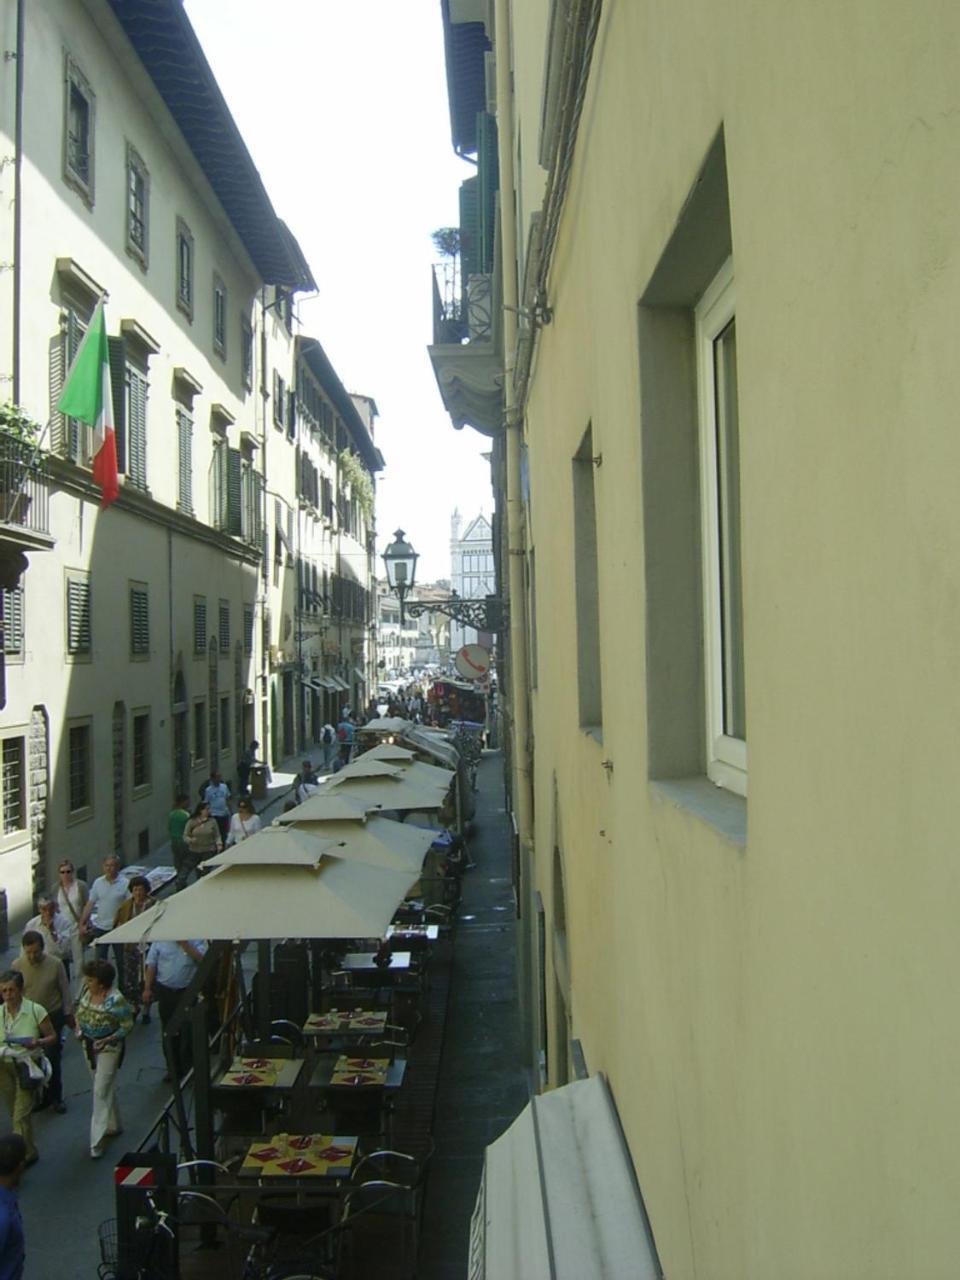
[[114, 1165, 155, 1188]]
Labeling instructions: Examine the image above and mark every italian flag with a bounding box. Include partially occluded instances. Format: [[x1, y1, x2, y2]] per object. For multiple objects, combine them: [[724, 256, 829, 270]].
[[57, 298, 120, 508]]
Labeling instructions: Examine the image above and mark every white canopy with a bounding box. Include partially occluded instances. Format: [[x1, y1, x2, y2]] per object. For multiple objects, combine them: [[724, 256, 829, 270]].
[[277, 814, 436, 874], [362, 748, 456, 792], [275, 793, 370, 824], [470, 1075, 661, 1280], [324, 771, 450, 813], [95, 858, 419, 944], [202, 825, 339, 868]]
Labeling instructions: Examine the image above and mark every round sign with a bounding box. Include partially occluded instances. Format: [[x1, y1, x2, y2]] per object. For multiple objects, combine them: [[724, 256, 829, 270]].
[[455, 644, 491, 680]]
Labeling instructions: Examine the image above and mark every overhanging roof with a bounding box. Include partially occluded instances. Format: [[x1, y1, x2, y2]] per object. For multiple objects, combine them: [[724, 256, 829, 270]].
[[297, 336, 384, 473], [106, 0, 316, 290]]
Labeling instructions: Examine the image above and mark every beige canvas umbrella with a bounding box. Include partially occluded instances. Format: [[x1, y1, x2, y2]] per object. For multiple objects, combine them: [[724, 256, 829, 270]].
[[276, 792, 371, 823], [334, 758, 405, 781], [201, 824, 339, 868], [95, 856, 419, 944], [210, 812, 434, 875], [324, 770, 450, 813], [364, 745, 456, 790]]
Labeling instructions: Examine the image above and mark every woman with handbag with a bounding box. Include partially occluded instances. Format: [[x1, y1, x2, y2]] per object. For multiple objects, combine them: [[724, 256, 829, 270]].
[[55, 861, 89, 993], [75, 959, 134, 1158], [225, 795, 263, 846], [181, 801, 222, 884], [0, 970, 56, 1167]]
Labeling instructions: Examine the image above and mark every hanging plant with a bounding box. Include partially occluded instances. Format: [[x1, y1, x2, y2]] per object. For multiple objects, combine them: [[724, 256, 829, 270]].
[[0, 403, 41, 444], [338, 449, 374, 519]]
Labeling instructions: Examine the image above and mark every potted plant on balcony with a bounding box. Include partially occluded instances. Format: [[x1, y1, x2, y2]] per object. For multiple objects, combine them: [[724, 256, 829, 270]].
[[0, 403, 41, 523]]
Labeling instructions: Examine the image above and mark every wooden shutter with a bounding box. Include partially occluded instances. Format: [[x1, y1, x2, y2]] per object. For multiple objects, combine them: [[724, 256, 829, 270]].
[[177, 409, 193, 512], [66, 308, 85, 461], [67, 577, 91, 652], [219, 601, 230, 651], [226, 448, 243, 535], [108, 337, 127, 473], [130, 586, 149, 655], [126, 366, 148, 489], [193, 597, 207, 652], [459, 175, 481, 283], [476, 112, 500, 275], [2, 588, 23, 656]]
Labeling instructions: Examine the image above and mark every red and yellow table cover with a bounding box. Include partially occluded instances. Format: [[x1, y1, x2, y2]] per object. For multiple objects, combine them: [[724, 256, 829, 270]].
[[241, 1132, 358, 1178], [304, 1010, 388, 1035], [329, 1055, 389, 1087]]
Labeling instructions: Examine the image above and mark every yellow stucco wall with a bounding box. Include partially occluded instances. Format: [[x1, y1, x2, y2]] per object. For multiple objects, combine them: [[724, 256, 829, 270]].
[[515, 2, 960, 1276]]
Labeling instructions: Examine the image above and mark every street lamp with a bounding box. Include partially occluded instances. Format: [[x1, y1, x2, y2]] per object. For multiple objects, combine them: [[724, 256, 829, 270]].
[[382, 528, 418, 626]]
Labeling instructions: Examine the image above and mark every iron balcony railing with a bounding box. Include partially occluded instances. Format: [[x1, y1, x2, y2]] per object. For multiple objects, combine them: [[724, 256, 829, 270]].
[[432, 261, 468, 345], [0, 430, 50, 536]]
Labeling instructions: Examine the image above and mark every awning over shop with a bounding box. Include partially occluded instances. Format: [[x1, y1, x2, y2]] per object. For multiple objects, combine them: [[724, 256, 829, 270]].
[[330, 676, 350, 692], [469, 1075, 661, 1280], [353, 667, 367, 684]]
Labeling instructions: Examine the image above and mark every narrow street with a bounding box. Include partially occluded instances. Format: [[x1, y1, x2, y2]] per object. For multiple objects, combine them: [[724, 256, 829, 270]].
[[5, 751, 527, 1278]]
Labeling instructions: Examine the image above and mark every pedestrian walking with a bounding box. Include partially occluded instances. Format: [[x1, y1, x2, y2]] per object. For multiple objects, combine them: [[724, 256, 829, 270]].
[[201, 770, 232, 843], [337, 714, 355, 764], [168, 794, 191, 891], [78, 856, 129, 970], [0, 970, 56, 1167], [12, 933, 74, 1115], [237, 740, 260, 794], [321, 722, 338, 771], [0, 1133, 27, 1280], [55, 861, 88, 991], [181, 802, 222, 885], [23, 898, 71, 976], [75, 959, 134, 1158], [112, 877, 155, 1020], [142, 939, 207, 1081], [225, 795, 263, 846]]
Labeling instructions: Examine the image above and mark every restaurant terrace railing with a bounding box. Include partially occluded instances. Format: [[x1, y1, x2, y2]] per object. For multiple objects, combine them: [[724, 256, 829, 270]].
[[0, 428, 50, 537]]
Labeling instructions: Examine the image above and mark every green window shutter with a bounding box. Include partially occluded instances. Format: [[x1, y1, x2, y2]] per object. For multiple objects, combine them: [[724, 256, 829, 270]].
[[108, 337, 127, 474], [459, 175, 480, 285], [476, 112, 500, 274], [177, 409, 193, 513], [226, 448, 243, 535], [130, 586, 149, 655], [193, 597, 207, 653], [211, 441, 227, 530], [67, 577, 91, 653], [2, 588, 23, 656], [127, 367, 148, 490], [66, 309, 85, 462]]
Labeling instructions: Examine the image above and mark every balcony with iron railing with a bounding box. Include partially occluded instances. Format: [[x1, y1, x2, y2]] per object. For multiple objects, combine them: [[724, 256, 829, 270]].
[[428, 259, 503, 437], [0, 425, 54, 586]]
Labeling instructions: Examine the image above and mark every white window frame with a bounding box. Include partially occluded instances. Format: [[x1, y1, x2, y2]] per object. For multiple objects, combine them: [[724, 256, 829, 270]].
[[696, 258, 747, 796]]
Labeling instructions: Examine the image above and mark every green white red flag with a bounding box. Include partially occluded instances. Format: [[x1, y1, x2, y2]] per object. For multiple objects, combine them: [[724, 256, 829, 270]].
[[56, 298, 120, 507]]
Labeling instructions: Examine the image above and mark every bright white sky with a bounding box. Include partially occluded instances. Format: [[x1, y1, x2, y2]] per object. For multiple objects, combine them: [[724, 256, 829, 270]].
[[184, 0, 493, 583]]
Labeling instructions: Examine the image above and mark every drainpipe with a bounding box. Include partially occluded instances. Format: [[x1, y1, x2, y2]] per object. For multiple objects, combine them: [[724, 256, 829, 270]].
[[494, 0, 536, 1063], [11, 0, 25, 402], [258, 289, 270, 758]]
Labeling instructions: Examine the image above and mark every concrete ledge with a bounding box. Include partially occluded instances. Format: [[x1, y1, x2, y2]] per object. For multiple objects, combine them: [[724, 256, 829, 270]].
[[651, 777, 747, 847]]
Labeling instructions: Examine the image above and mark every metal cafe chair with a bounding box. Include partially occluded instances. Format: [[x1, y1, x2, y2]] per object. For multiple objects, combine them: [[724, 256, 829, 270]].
[[338, 1142, 434, 1280]]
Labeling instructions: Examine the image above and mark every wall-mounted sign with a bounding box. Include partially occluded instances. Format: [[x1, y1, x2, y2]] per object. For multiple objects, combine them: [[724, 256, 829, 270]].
[[455, 644, 491, 680]]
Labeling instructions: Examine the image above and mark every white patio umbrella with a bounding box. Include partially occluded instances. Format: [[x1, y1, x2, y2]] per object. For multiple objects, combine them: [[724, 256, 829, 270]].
[[95, 857, 420, 945], [324, 771, 450, 813], [203, 824, 340, 868], [275, 814, 437, 874]]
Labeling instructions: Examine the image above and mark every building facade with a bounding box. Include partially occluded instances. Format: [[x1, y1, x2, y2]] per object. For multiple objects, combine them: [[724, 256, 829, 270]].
[[433, 1, 960, 1277], [0, 0, 380, 920], [448, 508, 495, 653]]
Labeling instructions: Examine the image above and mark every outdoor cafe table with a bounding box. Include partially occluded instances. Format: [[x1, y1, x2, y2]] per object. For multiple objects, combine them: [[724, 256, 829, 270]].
[[310, 1054, 408, 1092], [238, 1132, 358, 1181], [385, 924, 439, 942], [214, 1056, 305, 1091], [303, 1010, 389, 1038], [342, 950, 412, 973]]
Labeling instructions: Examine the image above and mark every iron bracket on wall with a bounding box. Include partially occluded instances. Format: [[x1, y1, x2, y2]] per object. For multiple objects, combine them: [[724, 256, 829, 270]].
[[406, 592, 508, 633]]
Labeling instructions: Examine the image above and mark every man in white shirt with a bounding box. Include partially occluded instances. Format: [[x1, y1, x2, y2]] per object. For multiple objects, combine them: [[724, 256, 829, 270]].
[[79, 857, 129, 969], [201, 772, 232, 844], [23, 900, 70, 972], [142, 940, 207, 1081]]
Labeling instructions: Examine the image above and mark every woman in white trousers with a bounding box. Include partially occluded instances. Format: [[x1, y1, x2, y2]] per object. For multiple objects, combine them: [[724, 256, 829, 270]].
[[75, 958, 134, 1157]]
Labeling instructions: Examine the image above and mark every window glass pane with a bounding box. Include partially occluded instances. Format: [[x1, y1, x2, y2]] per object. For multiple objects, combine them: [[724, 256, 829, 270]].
[[713, 317, 745, 741]]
